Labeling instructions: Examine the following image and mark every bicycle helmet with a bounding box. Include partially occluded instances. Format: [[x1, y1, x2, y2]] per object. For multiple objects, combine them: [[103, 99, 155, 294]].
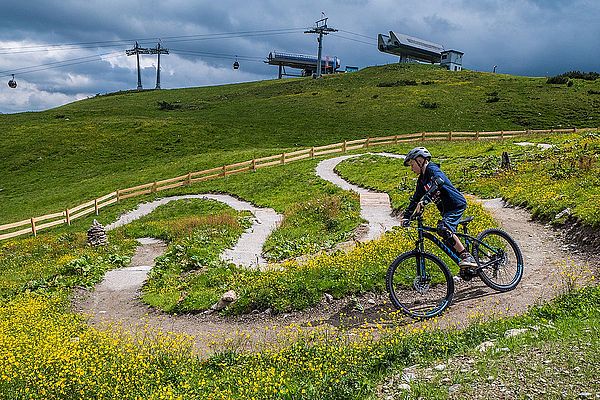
[[404, 147, 432, 166]]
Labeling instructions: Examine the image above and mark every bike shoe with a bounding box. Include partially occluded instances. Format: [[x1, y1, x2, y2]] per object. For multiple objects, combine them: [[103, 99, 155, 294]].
[[459, 252, 478, 268]]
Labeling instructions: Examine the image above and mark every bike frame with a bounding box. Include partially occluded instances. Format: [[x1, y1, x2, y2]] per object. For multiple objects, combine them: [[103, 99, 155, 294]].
[[412, 215, 499, 273]]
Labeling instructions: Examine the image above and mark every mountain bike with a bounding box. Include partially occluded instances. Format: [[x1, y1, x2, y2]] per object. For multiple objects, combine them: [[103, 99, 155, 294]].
[[385, 201, 524, 319]]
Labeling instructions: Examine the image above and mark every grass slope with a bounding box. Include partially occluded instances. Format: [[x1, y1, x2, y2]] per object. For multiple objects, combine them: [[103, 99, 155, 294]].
[[2, 64, 600, 223]]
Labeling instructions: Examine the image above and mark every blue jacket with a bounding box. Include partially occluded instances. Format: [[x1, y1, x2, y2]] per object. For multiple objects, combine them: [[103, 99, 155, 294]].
[[403, 162, 467, 218]]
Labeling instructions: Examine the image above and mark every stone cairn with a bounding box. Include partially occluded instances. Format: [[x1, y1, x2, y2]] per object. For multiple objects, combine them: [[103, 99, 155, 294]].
[[87, 219, 108, 246]]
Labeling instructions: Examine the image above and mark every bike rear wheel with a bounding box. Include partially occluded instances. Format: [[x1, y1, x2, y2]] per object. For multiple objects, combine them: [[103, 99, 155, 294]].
[[386, 251, 454, 319], [473, 228, 523, 291]]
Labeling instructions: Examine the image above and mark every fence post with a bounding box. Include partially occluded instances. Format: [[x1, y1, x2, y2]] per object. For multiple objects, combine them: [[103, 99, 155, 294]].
[[365, 137, 370, 148], [65, 209, 71, 225], [550, 128, 554, 133], [394, 135, 399, 144], [475, 131, 480, 140], [310, 147, 315, 158], [222, 165, 227, 177], [94, 199, 99, 215], [343, 140, 347, 153], [116, 190, 120, 202], [252, 159, 256, 171], [152, 182, 158, 193], [421, 131, 426, 141], [281, 153, 286, 165], [186, 172, 192, 185], [448, 131, 453, 141], [501, 130, 504, 139], [30, 218, 37, 237], [573, 127, 577, 133]]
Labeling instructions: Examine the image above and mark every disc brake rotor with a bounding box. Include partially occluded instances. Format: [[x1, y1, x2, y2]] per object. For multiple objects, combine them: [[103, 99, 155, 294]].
[[413, 276, 430, 294]]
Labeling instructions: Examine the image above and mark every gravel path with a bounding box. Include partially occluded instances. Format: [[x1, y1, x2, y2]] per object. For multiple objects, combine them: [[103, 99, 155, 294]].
[[75, 152, 592, 356], [315, 154, 402, 241], [106, 194, 282, 268], [81, 238, 167, 316]]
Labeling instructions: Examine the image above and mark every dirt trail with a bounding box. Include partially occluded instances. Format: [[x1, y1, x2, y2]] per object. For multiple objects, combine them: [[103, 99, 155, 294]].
[[315, 154, 401, 241], [106, 194, 282, 268], [74, 153, 593, 356]]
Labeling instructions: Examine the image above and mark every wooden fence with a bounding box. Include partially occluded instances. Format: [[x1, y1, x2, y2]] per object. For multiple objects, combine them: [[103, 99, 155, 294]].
[[0, 127, 591, 241]]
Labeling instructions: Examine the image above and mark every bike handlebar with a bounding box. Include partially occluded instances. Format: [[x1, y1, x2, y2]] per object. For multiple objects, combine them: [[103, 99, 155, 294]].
[[406, 176, 444, 221]]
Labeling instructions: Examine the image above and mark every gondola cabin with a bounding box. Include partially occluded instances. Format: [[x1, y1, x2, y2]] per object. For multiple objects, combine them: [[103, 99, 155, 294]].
[[8, 74, 17, 88]]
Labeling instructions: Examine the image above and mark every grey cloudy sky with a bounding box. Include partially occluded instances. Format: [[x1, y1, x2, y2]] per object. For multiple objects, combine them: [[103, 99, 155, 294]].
[[1, 0, 598, 114]]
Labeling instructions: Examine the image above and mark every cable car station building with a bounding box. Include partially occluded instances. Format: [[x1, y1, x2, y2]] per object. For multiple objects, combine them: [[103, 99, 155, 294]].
[[377, 31, 463, 71], [265, 51, 341, 78]]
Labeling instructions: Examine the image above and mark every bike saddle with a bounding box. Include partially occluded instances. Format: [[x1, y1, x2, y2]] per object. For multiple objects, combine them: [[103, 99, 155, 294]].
[[458, 216, 474, 226]]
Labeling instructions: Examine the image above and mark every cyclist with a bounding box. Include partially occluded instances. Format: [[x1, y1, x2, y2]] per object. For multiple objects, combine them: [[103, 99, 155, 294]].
[[400, 146, 478, 278]]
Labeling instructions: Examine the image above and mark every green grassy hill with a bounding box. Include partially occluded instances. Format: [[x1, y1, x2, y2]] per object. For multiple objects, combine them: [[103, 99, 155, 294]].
[[1, 64, 599, 399], [2, 63, 600, 223]]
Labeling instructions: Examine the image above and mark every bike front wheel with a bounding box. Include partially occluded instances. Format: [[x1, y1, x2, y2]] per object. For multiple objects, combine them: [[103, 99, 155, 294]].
[[386, 251, 454, 319], [473, 228, 523, 291]]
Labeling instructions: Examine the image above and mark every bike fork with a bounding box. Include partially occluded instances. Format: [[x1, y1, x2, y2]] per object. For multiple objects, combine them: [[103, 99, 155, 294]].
[[415, 237, 426, 277], [416, 252, 425, 277]]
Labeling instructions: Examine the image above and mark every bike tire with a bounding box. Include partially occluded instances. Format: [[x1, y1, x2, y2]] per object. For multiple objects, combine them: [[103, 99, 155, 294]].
[[473, 228, 523, 292], [386, 251, 454, 319]]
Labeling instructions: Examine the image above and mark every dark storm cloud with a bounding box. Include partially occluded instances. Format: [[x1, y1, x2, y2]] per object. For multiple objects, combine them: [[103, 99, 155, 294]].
[[1, 0, 599, 113]]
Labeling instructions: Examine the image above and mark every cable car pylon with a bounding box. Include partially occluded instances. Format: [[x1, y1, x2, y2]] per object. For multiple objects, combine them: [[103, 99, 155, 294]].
[[126, 42, 151, 90], [151, 42, 169, 89]]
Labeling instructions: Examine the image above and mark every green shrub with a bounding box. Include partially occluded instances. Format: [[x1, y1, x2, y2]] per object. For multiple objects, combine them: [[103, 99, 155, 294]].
[[558, 70, 599, 81], [546, 76, 569, 84], [377, 80, 418, 87], [419, 100, 439, 109], [157, 100, 182, 110]]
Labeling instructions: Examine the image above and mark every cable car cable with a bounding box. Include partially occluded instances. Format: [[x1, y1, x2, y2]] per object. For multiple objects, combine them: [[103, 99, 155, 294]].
[[0, 52, 123, 78], [169, 48, 263, 61], [337, 29, 375, 40], [0, 28, 305, 54], [0, 51, 121, 76], [331, 33, 374, 46]]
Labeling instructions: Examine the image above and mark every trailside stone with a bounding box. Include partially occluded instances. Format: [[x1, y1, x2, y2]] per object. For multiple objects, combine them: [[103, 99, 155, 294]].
[[221, 290, 237, 303], [476, 340, 496, 352], [87, 219, 108, 247], [209, 290, 238, 312], [505, 328, 529, 338], [554, 208, 571, 220], [449, 384, 461, 394]]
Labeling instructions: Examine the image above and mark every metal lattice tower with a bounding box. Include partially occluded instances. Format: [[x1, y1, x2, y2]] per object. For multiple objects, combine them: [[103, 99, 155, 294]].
[[126, 41, 151, 90], [150, 42, 169, 89], [304, 16, 337, 78]]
